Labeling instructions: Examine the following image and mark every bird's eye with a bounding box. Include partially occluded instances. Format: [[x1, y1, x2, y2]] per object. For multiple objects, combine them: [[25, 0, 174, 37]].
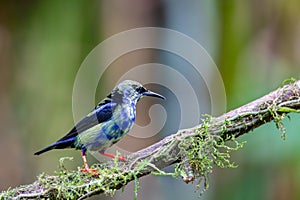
[[136, 86, 146, 93]]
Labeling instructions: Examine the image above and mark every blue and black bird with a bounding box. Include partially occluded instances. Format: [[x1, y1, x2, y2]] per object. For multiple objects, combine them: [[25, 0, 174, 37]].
[[34, 80, 165, 172]]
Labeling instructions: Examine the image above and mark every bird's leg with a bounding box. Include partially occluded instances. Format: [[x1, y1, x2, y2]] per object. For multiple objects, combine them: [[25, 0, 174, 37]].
[[101, 152, 126, 161], [80, 151, 98, 175], [81, 151, 90, 172]]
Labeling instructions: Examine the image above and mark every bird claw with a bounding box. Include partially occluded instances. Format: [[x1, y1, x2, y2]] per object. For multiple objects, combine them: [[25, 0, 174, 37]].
[[118, 155, 126, 161], [80, 167, 99, 176]]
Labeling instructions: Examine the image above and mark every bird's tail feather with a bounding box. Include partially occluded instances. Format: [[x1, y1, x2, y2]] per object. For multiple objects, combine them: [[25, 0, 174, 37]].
[[34, 144, 56, 155], [34, 138, 75, 155]]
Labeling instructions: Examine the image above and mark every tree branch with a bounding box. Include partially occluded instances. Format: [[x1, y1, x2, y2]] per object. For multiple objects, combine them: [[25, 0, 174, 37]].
[[2, 79, 300, 200]]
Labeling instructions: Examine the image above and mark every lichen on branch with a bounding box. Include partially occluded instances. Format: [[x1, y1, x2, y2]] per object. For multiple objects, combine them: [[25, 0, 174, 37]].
[[1, 79, 300, 200]]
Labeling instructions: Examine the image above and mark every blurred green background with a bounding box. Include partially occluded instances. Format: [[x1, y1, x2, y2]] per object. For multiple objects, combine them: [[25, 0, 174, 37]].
[[1, 1, 300, 200]]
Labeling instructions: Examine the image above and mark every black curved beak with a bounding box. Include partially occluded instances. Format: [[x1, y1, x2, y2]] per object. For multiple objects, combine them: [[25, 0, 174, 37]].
[[143, 90, 166, 100]]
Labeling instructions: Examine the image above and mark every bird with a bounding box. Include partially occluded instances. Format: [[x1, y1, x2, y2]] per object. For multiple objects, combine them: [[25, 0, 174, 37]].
[[34, 80, 165, 173]]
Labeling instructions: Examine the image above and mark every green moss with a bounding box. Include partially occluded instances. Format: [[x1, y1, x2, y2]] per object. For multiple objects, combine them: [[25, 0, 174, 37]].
[[173, 116, 245, 194], [273, 79, 300, 139], [266, 81, 299, 140], [268, 102, 287, 140], [0, 154, 146, 199], [281, 77, 296, 86]]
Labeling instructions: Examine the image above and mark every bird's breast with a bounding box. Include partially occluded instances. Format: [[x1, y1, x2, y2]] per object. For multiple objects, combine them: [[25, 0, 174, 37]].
[[114, 103, 136, 132]]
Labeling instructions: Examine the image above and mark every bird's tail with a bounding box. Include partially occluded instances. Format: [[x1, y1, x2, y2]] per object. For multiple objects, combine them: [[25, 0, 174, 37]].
[[34, 138, 75, 155], [34, 144, 56, 155]]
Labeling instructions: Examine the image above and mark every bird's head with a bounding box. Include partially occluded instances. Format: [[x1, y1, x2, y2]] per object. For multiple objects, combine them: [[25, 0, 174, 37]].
[[111, 80, 165, 104]]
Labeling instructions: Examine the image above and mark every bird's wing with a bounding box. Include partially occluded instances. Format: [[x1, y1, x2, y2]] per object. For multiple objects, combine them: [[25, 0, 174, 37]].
[[57, 101, 117, 142]]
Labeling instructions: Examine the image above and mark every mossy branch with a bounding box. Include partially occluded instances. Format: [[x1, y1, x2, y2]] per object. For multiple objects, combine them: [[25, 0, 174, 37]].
[[2, 79, 300, 199]]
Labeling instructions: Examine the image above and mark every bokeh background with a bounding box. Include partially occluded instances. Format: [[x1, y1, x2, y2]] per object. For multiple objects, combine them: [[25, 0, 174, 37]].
[[1, 1, 300, 200]]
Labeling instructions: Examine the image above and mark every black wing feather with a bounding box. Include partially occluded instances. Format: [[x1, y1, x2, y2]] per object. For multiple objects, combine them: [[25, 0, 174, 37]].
[[57, 102, 116, 142]]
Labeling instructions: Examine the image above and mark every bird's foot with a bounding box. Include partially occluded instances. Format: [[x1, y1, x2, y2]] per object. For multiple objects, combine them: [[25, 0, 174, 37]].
[[102, 152, 126, 161], [118, 155, 126, 161], [80, 166, 99, 176], [80, 151, 98, 176]]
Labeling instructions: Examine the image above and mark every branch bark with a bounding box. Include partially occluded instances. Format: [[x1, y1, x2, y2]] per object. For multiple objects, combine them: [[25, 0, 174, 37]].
[[2, 80, 300, 200]]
